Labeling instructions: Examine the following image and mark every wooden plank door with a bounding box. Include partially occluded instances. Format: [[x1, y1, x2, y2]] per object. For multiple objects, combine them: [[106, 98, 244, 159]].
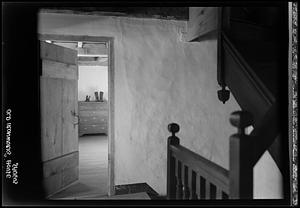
[[40, 41, 79, 197]]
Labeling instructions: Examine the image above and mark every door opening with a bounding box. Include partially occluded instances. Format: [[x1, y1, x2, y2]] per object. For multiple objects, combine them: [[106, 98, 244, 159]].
[[39, 35, 114, 199]]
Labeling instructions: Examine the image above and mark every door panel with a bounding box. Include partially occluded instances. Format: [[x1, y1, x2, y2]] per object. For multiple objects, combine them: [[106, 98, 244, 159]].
[[42, 60, 78, 80], [62, 79, 78, 154], [40, 42, 77, 65], [43, 152, 79, 196], [40, 41, 78, 197], [41, 78, 63, 161]]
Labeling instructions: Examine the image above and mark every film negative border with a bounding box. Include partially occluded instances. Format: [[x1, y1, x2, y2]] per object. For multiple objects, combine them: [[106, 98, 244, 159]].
[[291, 2, 298, 206]]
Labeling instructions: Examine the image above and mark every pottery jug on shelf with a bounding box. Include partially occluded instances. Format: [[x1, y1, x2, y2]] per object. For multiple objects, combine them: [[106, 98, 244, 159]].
[[95, 91, 99, 101], [99, 91, 104, 102]]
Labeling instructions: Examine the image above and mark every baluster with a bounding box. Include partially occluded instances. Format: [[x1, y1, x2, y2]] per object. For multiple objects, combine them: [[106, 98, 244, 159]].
[[176, 160, 183, 199], [216, 187, 223, 199], [189, 170, 197, 199], [200, 176, 206, 199], [195, 174, 200, 199], [205, 180, 210, 199], [174, 158, 178, 198], [183, 165, 190, 199], [167, 123, 180, 199], [210, 184, 217, 199], [229, 111, 254, 199], [187, 168, 193, 199]]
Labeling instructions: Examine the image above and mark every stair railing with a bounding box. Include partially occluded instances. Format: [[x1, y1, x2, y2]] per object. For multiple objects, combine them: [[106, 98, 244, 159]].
[[167, 110, 254, 199]]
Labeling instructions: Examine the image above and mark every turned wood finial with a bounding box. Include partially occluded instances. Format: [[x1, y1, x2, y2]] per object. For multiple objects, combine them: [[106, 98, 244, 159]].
[[229, 111, 253, 134], [168, 123, 180, 136], [217, 86, 230, 104]]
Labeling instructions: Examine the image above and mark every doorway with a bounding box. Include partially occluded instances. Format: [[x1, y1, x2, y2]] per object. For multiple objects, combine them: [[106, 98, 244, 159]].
[[39, 35, 115, 199]]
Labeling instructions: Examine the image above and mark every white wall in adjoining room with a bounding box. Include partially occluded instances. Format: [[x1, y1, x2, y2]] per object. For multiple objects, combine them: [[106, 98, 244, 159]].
[[78, 65, 108, 101]]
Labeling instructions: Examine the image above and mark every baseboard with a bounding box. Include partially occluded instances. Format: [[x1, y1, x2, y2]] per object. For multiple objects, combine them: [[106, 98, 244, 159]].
[[114, 182, 165, 200]]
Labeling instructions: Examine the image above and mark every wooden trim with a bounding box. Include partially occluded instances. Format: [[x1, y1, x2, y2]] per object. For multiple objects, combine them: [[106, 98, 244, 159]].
[[217, 7, 223, 86], [38, 34, 115, 197], [107, 37, 115, 196], [42, 150, 79, 164], [39, 34, 108, 44], [217, 7, 232, 86], [170, 144, 229, 194]]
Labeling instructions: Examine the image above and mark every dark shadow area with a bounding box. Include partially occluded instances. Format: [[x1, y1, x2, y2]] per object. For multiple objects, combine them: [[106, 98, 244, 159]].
[[3, 3, 45, 205]]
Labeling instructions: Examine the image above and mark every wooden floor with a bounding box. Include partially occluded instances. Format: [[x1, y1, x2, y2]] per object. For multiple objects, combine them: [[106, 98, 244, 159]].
[[50, 134, 108, 199]]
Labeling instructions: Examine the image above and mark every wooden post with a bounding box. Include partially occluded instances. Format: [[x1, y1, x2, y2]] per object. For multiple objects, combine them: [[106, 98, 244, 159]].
[[229, 111, 254, 199], [167, 123, 180, 200]]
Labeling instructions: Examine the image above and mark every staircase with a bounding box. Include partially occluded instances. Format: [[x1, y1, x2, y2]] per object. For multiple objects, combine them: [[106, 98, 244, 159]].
[[218, 6, 289, 197], [166, 6, 289, 200]]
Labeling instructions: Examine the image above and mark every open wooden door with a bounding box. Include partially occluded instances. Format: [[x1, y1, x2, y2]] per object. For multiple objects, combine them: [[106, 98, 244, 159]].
[[40, 41, 79, 197]]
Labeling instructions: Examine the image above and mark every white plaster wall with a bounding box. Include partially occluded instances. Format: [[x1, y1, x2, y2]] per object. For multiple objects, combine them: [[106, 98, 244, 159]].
[[38, 12, 282, 197], [254, 150, 283, 199], [247, 128, 283, 199], [78, 66, 108, 101]]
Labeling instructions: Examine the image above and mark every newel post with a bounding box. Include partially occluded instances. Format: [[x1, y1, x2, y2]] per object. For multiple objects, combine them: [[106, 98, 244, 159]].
[[167, 123, 180, 200], [229, 111, 254, 199]]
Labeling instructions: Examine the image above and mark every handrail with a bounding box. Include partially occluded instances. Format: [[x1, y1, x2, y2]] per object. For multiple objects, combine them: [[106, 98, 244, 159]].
[[166, 118, 254, 199], [170, 143, 230, 193]]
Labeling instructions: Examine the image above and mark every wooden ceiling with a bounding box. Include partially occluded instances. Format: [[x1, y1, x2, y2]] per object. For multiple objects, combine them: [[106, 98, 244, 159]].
[[41, 7, 189, 20]]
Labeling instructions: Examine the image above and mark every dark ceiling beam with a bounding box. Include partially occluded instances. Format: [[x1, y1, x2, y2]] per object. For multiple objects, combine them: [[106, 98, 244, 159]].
[[40, 7, 189, 20]]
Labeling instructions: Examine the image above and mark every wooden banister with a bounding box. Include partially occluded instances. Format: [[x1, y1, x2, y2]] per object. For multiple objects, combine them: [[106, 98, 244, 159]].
[[170, 145, 230, 194], [167, 110, 255, 200], [167, 123, 230, 200], [229, 111, 254, 199]]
